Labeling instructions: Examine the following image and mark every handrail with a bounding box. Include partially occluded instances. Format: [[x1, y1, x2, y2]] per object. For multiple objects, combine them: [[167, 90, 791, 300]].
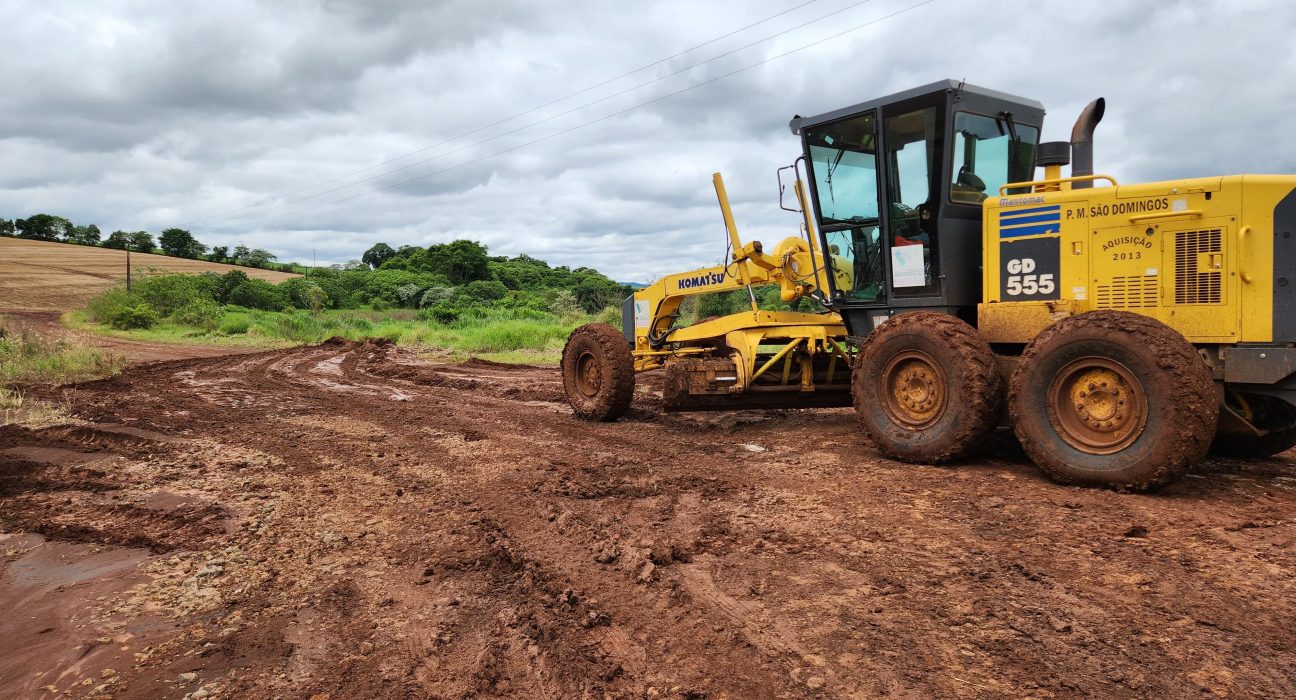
[[1239, 225, 1253, 284], [998, 173, 1118, 195], [1128, 209, 1202, 224]]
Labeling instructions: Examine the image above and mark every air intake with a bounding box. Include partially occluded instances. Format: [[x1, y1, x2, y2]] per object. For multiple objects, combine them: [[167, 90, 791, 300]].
[[1096, 275, 1159, 309], [1174, 229, 1223, 304]]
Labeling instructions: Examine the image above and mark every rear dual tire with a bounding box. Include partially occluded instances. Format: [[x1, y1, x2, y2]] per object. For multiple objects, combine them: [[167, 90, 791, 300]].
[[1009, 311, 1218, 490], [853, 310, 1218, 490]]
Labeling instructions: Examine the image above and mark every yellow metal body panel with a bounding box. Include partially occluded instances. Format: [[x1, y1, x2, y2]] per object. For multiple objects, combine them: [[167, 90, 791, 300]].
[[979, 174, 1296, 345]]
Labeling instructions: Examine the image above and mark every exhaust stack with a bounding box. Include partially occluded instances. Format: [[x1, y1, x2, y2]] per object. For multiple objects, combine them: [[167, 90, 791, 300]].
[[1070, 97, 1105, 188]]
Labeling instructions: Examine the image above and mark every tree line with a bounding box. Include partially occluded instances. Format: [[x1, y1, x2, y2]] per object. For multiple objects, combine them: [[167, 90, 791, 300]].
[[0, 213, 281, 269], [3, 212, 630, 316]]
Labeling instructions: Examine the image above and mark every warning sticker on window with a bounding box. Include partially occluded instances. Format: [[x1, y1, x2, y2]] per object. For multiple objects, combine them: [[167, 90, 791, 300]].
[[891, 245, 925, 287]]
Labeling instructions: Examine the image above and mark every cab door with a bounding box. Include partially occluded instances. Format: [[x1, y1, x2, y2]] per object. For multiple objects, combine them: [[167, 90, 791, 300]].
[[879, 101, 943, 300], [802, 109, 888, 306]]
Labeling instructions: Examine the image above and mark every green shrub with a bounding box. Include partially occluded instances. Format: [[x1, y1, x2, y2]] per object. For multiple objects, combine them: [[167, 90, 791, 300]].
[[461, 279, 508, 303], [173, 298, 223, 330], [419, 286, 454, 308], [593, 305, 621, 326], [279, 277, 330, 311], [216, 269, 251, 302], [396, 283, 424, 307], [226, 278, 288, 310], [218, 316, 252, 335], [107, 304, 159, 330], [86, 288, 138, 326], [132, 274, 219, 315], [418, 304, 461, 324], [549, 289, 583, 317]]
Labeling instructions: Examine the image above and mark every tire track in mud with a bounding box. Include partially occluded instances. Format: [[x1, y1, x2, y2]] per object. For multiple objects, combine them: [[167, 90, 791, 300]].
[[4, 338, 1296, 698]]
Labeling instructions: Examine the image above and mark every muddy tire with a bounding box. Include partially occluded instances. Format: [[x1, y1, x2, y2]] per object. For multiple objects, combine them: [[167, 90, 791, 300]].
[[1010, 311, 1217, 490], [562, 323, 635, 421], [852, 312, 1002, 462]]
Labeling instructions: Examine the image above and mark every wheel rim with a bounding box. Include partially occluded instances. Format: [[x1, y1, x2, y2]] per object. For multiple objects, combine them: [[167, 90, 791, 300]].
[[880, 350, 947, 429], [574, 350, 603, 397], [1047, 356, 1147, 454]]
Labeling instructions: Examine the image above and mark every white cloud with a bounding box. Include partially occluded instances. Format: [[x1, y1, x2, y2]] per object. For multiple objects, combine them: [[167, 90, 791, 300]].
[[1, 0, 1294, 282]]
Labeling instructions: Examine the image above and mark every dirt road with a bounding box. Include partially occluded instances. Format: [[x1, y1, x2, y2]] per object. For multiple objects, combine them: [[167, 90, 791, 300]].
[[2, 339, 1294, 698]]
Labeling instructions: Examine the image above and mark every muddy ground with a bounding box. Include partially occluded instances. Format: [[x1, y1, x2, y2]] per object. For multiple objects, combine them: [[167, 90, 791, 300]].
[[1, 338, 1294, 699]]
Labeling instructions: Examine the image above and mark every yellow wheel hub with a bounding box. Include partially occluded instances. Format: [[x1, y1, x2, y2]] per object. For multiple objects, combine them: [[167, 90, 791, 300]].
[[882, 351, 947, 428], [1048, 357, 1147, 454]]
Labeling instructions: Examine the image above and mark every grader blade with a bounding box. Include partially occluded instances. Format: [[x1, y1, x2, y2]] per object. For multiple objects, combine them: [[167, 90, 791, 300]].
[[661, 355, 852, 412]]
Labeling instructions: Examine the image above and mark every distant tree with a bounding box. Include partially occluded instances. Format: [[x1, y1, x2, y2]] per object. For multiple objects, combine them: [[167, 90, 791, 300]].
[[209, 245, 229, 263], [460, 279, 507, 303], [362, 242, 396, 269], [425, 240, 491, 285], [104, 230, 132, 249], [0, 218, 16, 237], [68, 224, 101, 246], [15, 214, 72, 241], [232, 247, 277, 268], [130, 231, 156, 252], [159, 228, 206, 258], [342, 259, 368, 271], [573, 276, 612, 313]]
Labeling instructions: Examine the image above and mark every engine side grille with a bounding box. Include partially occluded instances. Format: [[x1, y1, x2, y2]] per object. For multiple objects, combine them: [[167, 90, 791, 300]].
[[1095, 275, 1159, 309], [1175, 228, 1222, 304]]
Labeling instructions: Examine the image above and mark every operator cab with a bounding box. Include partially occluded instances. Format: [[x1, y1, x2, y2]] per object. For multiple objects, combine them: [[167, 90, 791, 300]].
[[790, 80, 1044, 336]]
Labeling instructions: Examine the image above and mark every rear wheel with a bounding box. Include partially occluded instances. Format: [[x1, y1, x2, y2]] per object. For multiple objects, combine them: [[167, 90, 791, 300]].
[[1010, 311, 1217, 490], [562, 324, 635, 421], [852, 312, 1002, 462]]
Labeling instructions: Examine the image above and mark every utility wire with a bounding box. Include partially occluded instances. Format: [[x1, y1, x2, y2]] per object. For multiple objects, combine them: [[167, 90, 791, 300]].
[[213, 0, 936, 233], [198, 0, 875, 229], [180, 0, 823, 228]]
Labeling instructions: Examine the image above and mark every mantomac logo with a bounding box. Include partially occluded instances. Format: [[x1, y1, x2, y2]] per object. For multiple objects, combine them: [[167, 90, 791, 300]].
[[678, 271, 725, 290], [999, 195, 1046, 207]]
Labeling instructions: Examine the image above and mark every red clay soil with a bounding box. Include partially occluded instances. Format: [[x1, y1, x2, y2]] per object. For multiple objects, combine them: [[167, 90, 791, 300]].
[[2, 339, 1294, 698]]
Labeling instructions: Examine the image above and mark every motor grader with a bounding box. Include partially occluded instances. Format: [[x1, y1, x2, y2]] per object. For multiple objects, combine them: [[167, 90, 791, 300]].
[[561, 80, 1296, 490]]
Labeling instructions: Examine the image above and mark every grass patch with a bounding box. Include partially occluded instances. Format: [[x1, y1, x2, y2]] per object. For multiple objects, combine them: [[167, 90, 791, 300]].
[[0, 323, 126, 385], [0, 317, 124, 426], [69, 306, 587, 365]]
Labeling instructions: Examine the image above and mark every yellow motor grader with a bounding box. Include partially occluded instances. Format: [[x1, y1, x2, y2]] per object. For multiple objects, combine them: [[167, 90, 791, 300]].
[[561, 80, 1296, 490]]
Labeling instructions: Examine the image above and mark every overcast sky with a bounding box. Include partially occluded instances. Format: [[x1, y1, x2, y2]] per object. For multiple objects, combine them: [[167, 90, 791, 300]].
[[3, 0, 1294, 282]]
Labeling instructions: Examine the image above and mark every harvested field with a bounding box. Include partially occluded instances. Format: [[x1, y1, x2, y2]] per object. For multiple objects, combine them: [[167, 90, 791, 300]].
[[2, 338, 1294, 698], [0, 238, 298, 312]]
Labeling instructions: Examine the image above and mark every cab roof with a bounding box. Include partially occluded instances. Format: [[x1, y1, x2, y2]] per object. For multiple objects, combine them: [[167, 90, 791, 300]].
[[788, 80, 1046, 135]]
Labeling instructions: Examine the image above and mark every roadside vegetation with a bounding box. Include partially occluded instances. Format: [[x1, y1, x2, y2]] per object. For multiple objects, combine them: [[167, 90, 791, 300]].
[[0, 318, 126, 426], [73, 240, 628, 363]]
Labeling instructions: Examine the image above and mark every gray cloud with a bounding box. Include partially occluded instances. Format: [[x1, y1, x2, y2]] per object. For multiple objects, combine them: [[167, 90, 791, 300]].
[[2, 0, 1294, 282]]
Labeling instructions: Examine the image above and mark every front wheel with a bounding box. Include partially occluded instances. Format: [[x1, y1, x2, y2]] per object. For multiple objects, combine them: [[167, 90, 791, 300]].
[[561, 324, 635, 421], [1010, 311, 1217, 490], [852, 312, 1002, 462]]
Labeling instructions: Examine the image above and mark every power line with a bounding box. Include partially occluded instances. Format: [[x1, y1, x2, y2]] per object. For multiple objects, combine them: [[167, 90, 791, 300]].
[[180, 0, 824, 228], [212, 0, 936, 234], [197, 0, 875, 229]]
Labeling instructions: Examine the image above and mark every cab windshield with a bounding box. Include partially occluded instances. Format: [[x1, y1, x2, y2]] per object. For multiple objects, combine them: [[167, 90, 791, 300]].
[[949, 112, 1039, 203]]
